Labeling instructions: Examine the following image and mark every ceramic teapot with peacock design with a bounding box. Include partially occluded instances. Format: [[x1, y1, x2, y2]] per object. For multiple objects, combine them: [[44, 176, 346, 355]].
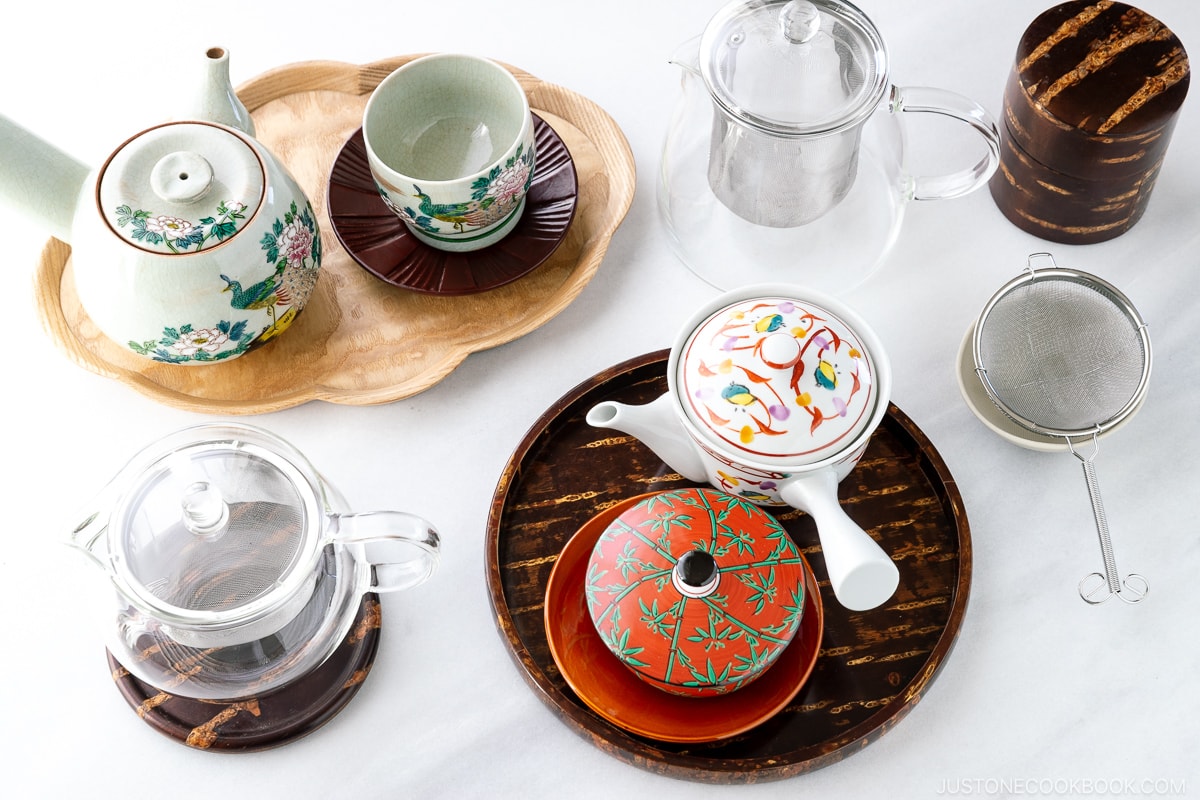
[[0, 47, 321, 364]]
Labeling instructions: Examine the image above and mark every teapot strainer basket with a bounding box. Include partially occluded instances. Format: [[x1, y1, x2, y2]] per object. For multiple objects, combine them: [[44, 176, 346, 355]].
[[972, 253, 1151, 604]]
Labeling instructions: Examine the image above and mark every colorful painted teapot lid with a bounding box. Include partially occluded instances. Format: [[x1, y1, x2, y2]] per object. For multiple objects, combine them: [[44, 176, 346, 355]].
[[677, 294, 880, 465], [98, 122, 265, 255], [586, 488, 806, 697]]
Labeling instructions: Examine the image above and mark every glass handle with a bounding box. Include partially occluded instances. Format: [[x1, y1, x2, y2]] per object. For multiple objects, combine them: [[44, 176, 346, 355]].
[[328, 512, 441, 593], [890, 84, 1001, 202]]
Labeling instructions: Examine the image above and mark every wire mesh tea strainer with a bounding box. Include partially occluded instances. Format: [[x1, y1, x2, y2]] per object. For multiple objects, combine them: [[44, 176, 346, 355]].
[[973, 253, 1151, 604]]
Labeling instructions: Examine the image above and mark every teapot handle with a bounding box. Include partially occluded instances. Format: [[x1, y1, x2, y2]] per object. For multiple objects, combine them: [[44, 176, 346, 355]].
[[328, 512, 441, 593], [890, 85, 1001, 203], [778, 468, 899, 611]]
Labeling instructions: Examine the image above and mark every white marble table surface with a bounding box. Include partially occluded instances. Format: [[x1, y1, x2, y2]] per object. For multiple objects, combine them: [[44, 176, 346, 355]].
[[1, 1, 1197, 797]]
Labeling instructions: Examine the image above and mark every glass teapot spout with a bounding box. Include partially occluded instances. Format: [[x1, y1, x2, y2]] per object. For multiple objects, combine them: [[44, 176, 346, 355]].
[[668, 35, 703, 78], [67, 492, 115, 571]]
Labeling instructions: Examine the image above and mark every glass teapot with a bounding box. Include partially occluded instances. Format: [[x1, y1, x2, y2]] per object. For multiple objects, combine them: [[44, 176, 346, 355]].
[[67, 423, 441, 701], [660, 0, 1001, 294]]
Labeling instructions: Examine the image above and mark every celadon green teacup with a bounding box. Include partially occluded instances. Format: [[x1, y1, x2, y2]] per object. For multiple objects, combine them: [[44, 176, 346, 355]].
[[362, 53, 536, 253]]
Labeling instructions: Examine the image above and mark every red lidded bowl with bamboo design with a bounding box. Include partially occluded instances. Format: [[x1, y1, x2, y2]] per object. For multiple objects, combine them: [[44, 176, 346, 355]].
[[585, 488, 806, 697]]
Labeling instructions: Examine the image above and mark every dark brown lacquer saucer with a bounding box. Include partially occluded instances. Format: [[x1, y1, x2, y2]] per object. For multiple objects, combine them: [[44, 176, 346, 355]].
[[328, 113, 578, 295], [107, 594, 382, 752], [485, 351, 973, 784]]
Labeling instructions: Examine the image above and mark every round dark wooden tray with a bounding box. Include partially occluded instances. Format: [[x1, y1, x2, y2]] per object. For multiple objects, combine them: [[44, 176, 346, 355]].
[[485, 350, 972, 783]]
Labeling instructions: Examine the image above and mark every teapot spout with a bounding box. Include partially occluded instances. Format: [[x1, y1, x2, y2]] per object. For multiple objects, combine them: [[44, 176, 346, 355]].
[[177, 47, 256, 136], [0, 114, 90, 243], [586, 394, 709, 483], [668, 35, 703, 77], [66, 505, 110, 570]]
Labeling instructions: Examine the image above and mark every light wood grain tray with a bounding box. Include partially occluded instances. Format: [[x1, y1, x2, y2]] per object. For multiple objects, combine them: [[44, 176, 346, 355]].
[[33, 56, 635, 414]]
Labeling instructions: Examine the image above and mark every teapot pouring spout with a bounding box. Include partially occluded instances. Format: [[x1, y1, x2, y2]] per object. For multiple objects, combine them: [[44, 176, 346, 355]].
[[586, 394, 709, 483], [668, 35, 703, 78]]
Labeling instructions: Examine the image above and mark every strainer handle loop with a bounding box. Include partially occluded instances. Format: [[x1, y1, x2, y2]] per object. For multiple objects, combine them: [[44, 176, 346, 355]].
[[328, 512, 441, 593], [890, 85, 1001, 202], [1065, 429, 1101, 465], [1026, 252, 1057, 273], [1068, 436, 1146, 604]]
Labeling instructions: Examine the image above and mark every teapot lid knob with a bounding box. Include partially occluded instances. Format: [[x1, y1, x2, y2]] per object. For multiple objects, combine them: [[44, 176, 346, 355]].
[[181, 480, 230, 536], [151, 151, 215, 204], [780, 0, 820, 44], [672, 549, 721, 598]]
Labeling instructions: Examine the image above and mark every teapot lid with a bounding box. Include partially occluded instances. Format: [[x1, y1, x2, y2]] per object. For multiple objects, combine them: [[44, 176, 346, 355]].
[[100, 424, 323, 628], [586, 488, 806, 695], [677, 292, 881, 465], [97, 122, 265, 255], [699, 0, 889, 136]]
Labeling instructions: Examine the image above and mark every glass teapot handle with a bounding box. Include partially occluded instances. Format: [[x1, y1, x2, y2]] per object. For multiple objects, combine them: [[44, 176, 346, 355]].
[[328, 512, 441, 592], [890, 85, 1001, 202]]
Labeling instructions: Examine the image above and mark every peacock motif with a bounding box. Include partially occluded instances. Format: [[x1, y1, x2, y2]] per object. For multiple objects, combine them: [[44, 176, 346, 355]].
[[393, 142, 535, 238], [127, 200, 321, 364]]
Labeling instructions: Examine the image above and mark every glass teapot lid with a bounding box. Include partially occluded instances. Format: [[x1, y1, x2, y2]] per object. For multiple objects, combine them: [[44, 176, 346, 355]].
[[699, 0, 889, 135], [102, 424, 324, 627]]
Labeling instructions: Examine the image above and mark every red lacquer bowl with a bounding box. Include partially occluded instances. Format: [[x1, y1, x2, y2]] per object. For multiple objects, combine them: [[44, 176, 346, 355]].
[[545, 494, 824, 743], [586, 488, 807, 697]]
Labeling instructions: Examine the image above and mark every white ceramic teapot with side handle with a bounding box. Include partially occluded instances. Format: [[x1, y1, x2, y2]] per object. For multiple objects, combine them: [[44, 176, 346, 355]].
[[0, 47, 321, 364], [587, 284, 899, 611]]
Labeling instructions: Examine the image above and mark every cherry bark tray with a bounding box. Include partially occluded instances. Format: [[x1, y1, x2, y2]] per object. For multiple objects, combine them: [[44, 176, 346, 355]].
[[32, 56, 634, 414], [485, 350, 972, 783]]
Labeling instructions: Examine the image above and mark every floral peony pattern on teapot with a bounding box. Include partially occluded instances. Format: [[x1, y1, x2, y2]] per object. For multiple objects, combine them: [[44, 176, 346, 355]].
[[126, 200, 322, 363]]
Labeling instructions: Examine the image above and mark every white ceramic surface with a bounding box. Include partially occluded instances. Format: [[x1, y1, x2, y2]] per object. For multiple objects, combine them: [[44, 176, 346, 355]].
[[4, 1, 1197, 796], [362, 53, 536, 252]]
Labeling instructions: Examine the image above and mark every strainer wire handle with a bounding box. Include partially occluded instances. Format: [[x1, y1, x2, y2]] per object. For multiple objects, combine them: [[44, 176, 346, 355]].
[[1068, 431, 1147, 604]]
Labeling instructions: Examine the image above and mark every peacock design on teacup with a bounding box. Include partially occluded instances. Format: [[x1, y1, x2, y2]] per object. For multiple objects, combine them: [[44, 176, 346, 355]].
[[387, 142, 535, 236]]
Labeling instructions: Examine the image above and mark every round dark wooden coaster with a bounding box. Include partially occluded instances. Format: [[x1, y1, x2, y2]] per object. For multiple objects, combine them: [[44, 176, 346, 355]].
[[107, 593, 381, 752]]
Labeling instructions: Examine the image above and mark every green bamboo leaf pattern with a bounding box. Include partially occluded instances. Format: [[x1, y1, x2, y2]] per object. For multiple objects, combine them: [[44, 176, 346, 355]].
[[737, 566, 779, 614], [588, 487, 809, 696], [638, 597, 675, 638]]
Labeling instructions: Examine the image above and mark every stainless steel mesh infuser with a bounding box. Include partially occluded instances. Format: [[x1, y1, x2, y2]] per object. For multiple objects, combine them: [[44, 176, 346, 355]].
[[972, 253, 1151, 604]]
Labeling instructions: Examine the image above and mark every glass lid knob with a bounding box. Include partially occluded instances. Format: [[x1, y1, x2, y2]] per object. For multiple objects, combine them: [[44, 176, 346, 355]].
[[181, 480, 229, 536], [781, 0, 821, 43]]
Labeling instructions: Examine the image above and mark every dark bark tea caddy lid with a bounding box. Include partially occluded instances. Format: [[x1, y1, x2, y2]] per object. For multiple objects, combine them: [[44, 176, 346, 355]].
[[989, 1, 1189, 243]]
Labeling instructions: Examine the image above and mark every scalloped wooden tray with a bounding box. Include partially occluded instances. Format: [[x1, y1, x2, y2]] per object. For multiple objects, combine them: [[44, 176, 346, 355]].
[[33, 56, 635, 414]]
